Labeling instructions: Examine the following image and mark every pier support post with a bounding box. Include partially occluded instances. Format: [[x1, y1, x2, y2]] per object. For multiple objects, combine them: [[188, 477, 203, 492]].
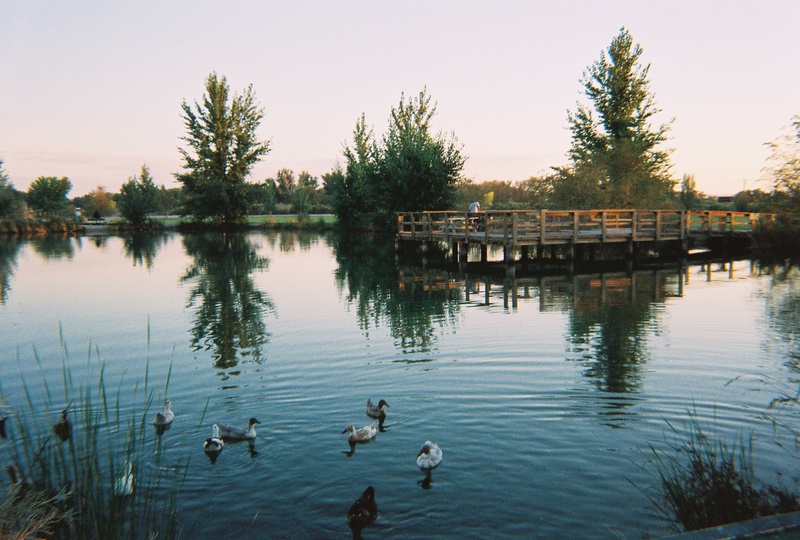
[[481, 244, 488, 263]]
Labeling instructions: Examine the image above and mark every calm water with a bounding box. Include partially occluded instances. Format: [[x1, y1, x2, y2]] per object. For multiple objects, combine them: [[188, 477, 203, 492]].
[[0, 231, 798, 539]]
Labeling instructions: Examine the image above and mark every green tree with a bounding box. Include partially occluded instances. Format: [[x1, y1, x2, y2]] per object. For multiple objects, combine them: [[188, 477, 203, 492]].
[[274, 168, 296, 204], [250, 179, 277, 214], [176, 72, 271, 224], [557, 27, 675, 209], [118, 164, 160, 225], [376, 89, 466, 226], [26, 176, 72, 218], [764, 115, 800, 203], [678, 173, 705, 210], [81, 185, 117, 217], [338, 115, 379, 228], [339, 89, 466, 230], [0, 160, 24, 220], [297, 170, 319, 206]]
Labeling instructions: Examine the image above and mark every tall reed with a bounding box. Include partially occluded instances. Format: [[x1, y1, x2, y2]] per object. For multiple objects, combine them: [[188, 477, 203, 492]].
[[0, 325, 187, 539], [648, 414, 800, 532]]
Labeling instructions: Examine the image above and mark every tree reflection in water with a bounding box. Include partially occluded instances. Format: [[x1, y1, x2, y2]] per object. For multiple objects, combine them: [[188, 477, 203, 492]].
[[122, 232, 168, 269], [760, 262, 800, 369], [567, 272, 674, 394], [0, 238, 22, 304], [31, 235, 75, 260], [181, 232, 274, 370], [332, 232, 462, 354]]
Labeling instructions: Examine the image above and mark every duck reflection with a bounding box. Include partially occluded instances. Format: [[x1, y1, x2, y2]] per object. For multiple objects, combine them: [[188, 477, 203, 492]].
[[417, 470, 434, 490], [181, 232, 274, 369]]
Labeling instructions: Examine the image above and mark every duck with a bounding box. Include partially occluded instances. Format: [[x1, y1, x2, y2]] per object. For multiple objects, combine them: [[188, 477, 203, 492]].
[[416, 441, 443, 470], [347, 486, 378, 535], [365, 399, 389, 420], [216, 418, 260, 440], [204, 424, 224, 454], [114, 461, 134, 496], [52, 409, 71, 442], [342, 423, 377, 444], [154, 399, 175, 426]]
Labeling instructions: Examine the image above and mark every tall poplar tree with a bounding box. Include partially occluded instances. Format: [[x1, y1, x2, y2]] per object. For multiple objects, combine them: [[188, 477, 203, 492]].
[[557, 27, 675, 208], [176, 72, 271, 224]]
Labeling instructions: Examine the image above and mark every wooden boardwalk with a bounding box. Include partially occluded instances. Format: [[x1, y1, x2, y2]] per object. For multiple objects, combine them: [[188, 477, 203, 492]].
[[396, 209, 771, 262], [397, 209, 767, 246]]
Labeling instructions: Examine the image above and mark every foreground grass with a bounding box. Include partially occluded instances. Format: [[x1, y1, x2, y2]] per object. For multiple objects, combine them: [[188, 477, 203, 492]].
[[0, 330, 188, 539], [648, 415, 800, 532]]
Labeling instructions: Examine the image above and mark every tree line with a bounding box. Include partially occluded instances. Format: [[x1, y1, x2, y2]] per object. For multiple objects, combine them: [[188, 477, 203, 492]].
[[0, 28, 797, 238]]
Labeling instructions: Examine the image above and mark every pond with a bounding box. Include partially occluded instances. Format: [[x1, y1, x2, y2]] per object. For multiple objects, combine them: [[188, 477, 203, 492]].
[[0, 231, 798, 539]]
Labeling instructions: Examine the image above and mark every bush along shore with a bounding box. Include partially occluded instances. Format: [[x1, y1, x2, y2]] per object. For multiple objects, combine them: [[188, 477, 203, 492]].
[[0, 219, 82, 236], [0, 333, 188, 539], [1, 215, 338, 236]]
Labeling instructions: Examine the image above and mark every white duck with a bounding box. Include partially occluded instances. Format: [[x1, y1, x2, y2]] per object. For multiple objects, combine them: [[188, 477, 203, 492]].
[[203, 424, 224, 453], [114, 461, 134, 496], [365, 399, 390, 420], [416, 441, 443, 470], [343, 423, 377, 444], [216, 418, 260, 440], [154, 399, 175, 426]]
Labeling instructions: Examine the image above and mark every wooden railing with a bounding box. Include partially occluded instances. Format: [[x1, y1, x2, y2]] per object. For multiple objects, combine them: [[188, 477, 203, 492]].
[[397, 209, 771, 246]]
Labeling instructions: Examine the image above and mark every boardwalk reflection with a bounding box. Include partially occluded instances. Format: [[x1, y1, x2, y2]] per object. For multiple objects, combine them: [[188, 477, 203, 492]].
[[181, 232, 274, 370], [399, 265, 689, 393]]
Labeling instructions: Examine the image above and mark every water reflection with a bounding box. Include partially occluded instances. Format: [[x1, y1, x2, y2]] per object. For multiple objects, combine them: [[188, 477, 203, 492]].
[[399, 265, 683, 394], [760, 262, 800, 370], [567, 272, 675, 393], [122, 232, 167, 269], [332, 232, 461, 354], [181, 232, 274, 370], [0, 238, 22, 304], [30, 235, 75, 260]]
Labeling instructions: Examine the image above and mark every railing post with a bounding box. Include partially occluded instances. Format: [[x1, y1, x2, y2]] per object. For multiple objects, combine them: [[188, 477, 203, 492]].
[[656, 211, 662, 242], [601, 211, 607, 242], [631, 210, 638, 240], [540, 210, 547, 244], [512, 212, 518, 246], [572, 211, 579, 241]]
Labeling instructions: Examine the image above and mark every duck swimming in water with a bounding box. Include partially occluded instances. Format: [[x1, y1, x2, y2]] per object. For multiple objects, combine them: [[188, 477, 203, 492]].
[[216, 418, 260, 440], [154, 399, 175, 426], [347, 486, 378, 538], [204, 424, 224, 454], [416, 441, 443, 470], [365, 399, 389, 420], [342, 423, 377, 444]]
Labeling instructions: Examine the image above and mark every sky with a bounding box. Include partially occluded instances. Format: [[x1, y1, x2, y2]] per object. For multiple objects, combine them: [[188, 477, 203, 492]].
[[2, 1, 799, 198]]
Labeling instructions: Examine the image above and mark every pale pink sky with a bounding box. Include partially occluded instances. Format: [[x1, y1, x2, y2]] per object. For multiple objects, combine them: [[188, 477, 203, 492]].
[[2, 1, 799, 197]]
